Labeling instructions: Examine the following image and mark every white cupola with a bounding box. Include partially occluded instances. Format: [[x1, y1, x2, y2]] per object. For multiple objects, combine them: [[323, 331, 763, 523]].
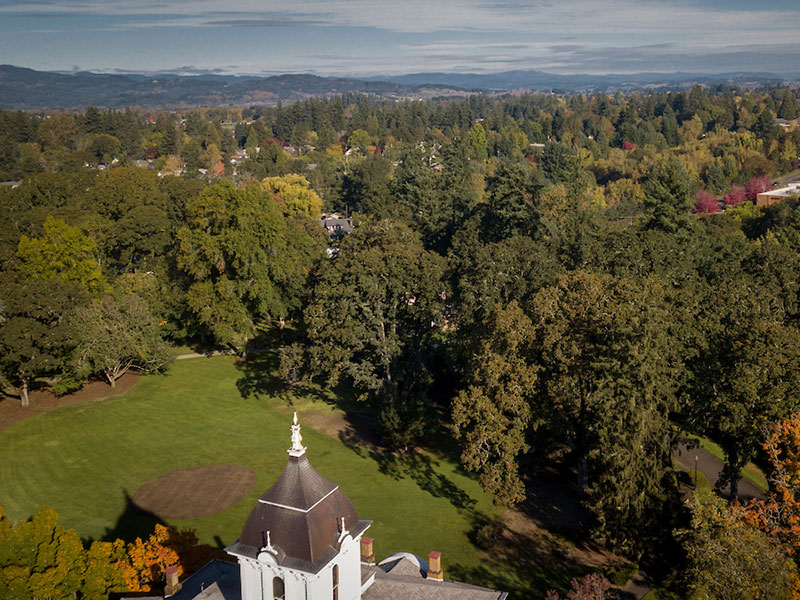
[[226, 414, 371, 600]]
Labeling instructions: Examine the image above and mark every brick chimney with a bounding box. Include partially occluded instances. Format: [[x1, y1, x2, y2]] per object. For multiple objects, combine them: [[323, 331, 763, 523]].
[[428, 551, 443, 581], [360, 537, 375, 564], [164, 565, 181, 596]]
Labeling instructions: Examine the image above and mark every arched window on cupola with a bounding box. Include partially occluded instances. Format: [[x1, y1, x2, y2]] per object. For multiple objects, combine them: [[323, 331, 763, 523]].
[[332, 564, 339, 600], [272, 576, 285, 600]]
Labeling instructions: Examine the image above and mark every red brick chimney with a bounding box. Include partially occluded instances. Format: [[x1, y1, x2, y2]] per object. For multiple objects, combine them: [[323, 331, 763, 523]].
[[164, 565, 181, 596], [428, 551, 443, 581], [360, 537, 375, 564]]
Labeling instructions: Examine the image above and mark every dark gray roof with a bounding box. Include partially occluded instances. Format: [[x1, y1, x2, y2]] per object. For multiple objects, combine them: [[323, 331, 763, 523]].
[[231, 452, 367, 573], [361, 559, 508, 600], [320, 216, 354, 238], [259, 454, 338, 510], [168, 560, 241, 600]]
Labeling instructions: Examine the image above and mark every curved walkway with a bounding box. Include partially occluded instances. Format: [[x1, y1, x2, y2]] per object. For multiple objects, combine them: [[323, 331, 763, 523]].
[[674, 443, 765, 501]]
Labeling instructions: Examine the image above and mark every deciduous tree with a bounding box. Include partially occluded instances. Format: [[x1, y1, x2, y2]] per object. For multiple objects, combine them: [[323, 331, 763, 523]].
[[741, 413, 800, 557], [745, 174, 773, 202], [262, 173, 323, 219], [689, 284, 800, 499], [288, 219, 445, 445], [723, 184, 747, 207], [694, 190, 719, 214], [17, 216, 105, 295], [0, 274, 89, 406], [176, 181, 323, 349], [71, 292, 172, 387], [452, 302, 537, 505], [677, 493, 799, 600], [123, 524, 181, 593]]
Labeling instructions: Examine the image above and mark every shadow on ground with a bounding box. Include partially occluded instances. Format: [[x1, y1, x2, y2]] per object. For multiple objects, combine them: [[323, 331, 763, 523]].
[[235, 347, 385, 450], [449, 524, 576, 598], [235, 351, 340, 409], [101, 490, 165, 543], [368, 448, 477, 511], [451, 457, 635, 598]]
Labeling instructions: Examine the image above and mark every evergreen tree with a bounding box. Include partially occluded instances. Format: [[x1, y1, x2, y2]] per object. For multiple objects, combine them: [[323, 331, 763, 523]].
[[643, 157, 695, 233], [778, 90, 799, 120]]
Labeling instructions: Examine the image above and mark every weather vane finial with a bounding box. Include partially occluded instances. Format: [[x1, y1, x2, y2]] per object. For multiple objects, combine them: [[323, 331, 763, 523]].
[[289, 411, 306, 456]]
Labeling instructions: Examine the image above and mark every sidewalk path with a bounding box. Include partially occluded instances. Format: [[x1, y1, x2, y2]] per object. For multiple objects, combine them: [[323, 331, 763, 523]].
[[674, 443, 765, 501], [175, 349, 237, 360]]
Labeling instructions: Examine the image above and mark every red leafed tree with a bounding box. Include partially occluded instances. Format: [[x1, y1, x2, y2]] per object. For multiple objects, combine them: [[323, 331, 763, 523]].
[[723, 185, 747, 207], [745, 174, 773, 201], [622, 141, 634, 151], [694, 190, 720, 214], [741, 413, 800, 558], [545, 573, 611, 600]]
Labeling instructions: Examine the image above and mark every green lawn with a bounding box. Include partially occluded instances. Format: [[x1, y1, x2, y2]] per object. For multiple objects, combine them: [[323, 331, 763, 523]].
[[0, 355, 573, 596]]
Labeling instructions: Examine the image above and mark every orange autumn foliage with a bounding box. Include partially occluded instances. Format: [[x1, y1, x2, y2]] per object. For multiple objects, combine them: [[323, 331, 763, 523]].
[[0, 504, 225, 597], [741, 413, 800, 558], [122, 524, 182, 592]]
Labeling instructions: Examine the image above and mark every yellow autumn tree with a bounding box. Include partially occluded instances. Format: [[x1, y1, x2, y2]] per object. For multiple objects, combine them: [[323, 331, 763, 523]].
[[82, 539, 130, 600], [0, 505, 87, 599], [262, 174, 323, 219], [123, 524, 182, 592], [17, 216, 106, 296]]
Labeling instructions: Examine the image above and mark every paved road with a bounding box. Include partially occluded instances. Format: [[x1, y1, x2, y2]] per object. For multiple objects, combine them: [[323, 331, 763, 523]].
[[175, 350, 233, 360], [775, 169, 800, 186], [674, 443, 765, 501]]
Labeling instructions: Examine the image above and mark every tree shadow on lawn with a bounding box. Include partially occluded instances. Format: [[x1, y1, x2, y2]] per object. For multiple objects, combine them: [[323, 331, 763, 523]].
[[451, 463, 616, 598], [235, 351, 341, 408], [449, 523, 577, 599], [236, 350, 385, 450], [358, 446, 478, 512]]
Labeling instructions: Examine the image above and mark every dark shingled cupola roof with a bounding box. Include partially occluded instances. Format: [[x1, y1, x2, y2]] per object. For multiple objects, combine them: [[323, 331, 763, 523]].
[[230, 413, 369, 573], [258, 453, 339, 510]]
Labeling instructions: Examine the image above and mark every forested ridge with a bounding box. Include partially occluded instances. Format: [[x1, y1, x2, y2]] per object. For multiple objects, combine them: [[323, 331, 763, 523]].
[[3, 85, 800, 597]]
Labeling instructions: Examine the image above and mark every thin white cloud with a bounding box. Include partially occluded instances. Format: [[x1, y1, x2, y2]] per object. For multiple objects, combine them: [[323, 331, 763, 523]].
[[2, 0, 798, 38], [2, 0, 800, 76]]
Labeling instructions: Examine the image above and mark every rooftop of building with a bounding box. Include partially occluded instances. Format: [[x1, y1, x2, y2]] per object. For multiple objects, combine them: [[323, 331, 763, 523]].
[[227, 413, 369, 573]]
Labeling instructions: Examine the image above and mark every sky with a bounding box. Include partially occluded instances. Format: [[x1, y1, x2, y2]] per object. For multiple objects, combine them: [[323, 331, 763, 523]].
[[1, 0, 800, 77]]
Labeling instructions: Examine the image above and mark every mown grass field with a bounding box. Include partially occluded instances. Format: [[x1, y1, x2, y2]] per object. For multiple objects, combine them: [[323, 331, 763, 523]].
[[0, 355, 575, 596]]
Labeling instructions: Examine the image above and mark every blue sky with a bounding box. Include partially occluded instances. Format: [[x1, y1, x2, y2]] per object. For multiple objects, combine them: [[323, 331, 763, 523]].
[[1, 1, 799, 76]]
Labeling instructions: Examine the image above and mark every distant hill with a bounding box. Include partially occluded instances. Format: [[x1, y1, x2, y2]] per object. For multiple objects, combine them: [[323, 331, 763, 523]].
[[0, 65, 424, 110], [0, 65, 794, 110], [369, 69, 791, 91]]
